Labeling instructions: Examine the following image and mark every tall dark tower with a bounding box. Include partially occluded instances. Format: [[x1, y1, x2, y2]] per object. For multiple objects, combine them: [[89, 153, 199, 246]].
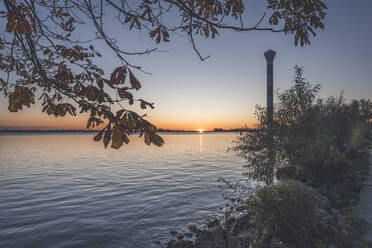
[[264, 49, 276, 130]]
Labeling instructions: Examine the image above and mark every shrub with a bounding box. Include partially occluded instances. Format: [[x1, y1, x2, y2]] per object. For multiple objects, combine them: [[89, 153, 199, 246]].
[[248, 180, 333, 248]]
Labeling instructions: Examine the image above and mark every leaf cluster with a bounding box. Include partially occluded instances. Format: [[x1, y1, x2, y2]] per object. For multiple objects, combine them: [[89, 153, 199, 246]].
[[0, 0, 162, 149], [267, 0, 327, 46], [93, 110, 164, 149], [8, 85, 35, 112]]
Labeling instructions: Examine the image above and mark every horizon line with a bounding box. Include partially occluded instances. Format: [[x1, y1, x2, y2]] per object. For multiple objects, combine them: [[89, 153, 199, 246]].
[[0, 127, 252, 132]]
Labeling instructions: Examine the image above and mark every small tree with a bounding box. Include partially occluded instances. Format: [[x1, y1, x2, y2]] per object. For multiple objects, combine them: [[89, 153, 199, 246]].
[[231, 66, 371, 185], [0, 0, 327, 148]]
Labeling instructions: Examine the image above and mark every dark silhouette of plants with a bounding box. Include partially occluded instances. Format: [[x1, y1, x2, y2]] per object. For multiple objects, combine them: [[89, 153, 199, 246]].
[[231, 66, 372, 186]]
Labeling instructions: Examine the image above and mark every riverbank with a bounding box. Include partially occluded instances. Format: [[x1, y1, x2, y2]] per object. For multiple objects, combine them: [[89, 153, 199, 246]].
[[167, 147, 372, 248]]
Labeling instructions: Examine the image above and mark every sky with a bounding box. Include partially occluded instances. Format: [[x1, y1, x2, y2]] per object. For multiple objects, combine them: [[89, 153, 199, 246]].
[[0, 0, 371, 131]]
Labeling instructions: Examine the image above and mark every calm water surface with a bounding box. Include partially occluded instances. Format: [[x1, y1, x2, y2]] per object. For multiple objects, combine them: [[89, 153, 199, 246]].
[[0, 133, 244, 248]]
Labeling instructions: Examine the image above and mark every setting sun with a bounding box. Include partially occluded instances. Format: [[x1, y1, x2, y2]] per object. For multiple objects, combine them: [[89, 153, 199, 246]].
[[199, 129, 204, 133]]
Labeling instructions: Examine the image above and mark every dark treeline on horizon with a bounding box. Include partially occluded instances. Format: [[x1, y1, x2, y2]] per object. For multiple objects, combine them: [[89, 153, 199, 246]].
[[0, 128, 259, 133]]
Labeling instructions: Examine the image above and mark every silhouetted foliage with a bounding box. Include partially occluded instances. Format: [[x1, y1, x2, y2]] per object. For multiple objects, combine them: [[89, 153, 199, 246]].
[[0, 0, 327, 149], [231, 66, 372, 185]]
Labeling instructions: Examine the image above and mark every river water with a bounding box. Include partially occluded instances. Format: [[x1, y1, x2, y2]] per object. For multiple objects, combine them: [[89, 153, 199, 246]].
[[0, 132, 245, 248]]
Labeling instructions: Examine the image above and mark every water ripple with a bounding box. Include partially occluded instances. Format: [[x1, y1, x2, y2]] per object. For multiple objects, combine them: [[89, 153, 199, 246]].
[[0, 133, 243, 248]]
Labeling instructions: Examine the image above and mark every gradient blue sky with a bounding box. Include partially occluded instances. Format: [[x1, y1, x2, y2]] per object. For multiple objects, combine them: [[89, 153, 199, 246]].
[[0, 0, 371, 130]]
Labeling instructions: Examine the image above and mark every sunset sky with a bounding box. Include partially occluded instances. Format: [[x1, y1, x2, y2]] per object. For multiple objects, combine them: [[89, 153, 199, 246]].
[[0, 0, 371, 131]]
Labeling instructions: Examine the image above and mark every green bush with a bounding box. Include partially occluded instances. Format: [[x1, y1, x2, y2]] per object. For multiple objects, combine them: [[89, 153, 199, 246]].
[[248, 180, 333, 248], [231, 66, 372, 186]]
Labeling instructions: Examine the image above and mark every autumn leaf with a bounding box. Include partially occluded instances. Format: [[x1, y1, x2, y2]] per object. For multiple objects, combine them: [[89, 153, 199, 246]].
[[41, 103, 76, 117], [82, 86, 96, 101], [56, 64, 71, 84], [126, 16, 141, 30], [109, 66, 127, 85], [149, 27, 161, 43], [161, 27, 169, 42], [122, 133, 130, 144], [129, 70, 141, 90], [82, 86, 104, 102], [8, 86, 35, 112], [144, 132, 151, 145], [204, 25, 209, 38], [142, 119, 157, 133], [141, 8, 152, 22], [65, 104, 76, 116], [134, 17, 141, 29], [210, 24, 218, 38], [139, 99, 154, 109], [6, 12, 17, 33], [149, 26, 169, 43], [151, 134, 164, 146], [111, 125, 123, 149], [143, 132, 164, 146], [117, 88, 133, 100], [87, 115, 103, 129], [103, 127, 112, 148], [6, 6, 37, 35]]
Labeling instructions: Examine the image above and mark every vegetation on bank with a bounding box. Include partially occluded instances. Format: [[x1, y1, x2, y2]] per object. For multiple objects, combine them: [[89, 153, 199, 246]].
[[167, 67, 371, 248], [232, 66, 371, 187]]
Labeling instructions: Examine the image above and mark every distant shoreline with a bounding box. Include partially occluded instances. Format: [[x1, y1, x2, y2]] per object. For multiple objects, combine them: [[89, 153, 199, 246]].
[[0, 129, 247, 133]]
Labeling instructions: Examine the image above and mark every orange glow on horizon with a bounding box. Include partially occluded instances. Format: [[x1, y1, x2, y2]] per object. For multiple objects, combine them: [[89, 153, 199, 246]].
[[0, 117, 256, 131], [151, 116, 256, 131], [0, 107, 257, 131]]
